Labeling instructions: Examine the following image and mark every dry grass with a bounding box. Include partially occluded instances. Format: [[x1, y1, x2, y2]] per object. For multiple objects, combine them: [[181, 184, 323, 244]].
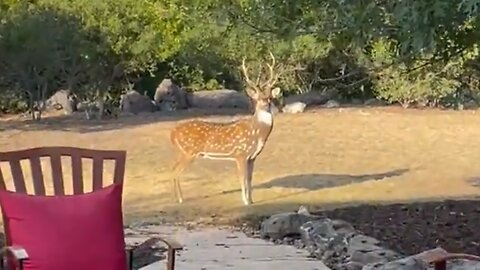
[[1, 106, 480, 225]]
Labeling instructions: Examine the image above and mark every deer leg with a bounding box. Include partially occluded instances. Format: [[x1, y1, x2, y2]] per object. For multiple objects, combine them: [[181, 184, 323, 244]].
[[235, 159, 250, 205], [244, 159, 255, 205], [171, 154, 193, 204]]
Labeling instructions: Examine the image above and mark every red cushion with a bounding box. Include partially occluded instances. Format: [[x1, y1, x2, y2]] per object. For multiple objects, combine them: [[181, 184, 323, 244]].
[[0, 183, 127, 270]]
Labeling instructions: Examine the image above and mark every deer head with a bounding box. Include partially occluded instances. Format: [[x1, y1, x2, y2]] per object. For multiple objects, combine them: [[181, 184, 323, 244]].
[[241, 52, 283, 113]]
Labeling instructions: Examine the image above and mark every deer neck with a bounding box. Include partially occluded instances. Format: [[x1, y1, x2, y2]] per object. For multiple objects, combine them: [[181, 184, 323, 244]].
[[252, 108, 274, 138]]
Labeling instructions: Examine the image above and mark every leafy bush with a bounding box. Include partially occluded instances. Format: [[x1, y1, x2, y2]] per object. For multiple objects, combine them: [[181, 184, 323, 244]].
[[1, 0, 480, 116]]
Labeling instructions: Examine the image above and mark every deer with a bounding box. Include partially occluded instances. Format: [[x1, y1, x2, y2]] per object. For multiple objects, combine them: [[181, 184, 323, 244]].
[[169, 52, 284, 205]]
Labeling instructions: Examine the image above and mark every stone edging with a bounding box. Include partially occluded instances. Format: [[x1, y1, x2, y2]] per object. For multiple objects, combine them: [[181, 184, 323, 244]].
[[257, 207, 480, 270]]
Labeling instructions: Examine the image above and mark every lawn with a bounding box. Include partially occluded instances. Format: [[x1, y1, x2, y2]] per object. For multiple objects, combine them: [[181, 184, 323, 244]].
[[1, 106, 479, 225]]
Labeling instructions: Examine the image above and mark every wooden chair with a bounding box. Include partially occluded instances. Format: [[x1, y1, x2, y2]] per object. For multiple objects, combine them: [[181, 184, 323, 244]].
[[0, 146, 182, 270], [414, 247, 480, 270]]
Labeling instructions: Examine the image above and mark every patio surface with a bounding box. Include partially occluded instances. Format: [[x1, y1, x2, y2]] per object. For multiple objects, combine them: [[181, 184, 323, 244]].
[[129, 225, 329, 270]]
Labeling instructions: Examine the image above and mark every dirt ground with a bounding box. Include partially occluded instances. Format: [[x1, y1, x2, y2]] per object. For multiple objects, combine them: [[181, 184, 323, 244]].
[[1, 106, 480, 226]]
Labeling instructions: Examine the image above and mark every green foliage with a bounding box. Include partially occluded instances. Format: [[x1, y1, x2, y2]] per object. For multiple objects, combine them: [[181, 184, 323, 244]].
[[1, 0, 480, 116]]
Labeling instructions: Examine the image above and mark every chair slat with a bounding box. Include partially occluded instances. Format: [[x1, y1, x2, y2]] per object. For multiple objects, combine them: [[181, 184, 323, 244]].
[[50, 154, 65, 195], [92, 158, 103, 190], [113, 156, 126, 184], [29, 156, 46, 195], [9, 159, 26, 193], [71, 154, 83, 194], [0, 165, 6, 190]]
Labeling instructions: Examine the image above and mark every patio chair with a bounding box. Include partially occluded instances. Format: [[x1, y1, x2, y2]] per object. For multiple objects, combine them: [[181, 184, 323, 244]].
[[0, 146, 182, 270], [414, 247, 480, 270]]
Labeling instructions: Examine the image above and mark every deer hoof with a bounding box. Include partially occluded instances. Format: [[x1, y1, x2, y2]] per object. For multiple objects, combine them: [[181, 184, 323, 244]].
[[243, 199, 253, 206]]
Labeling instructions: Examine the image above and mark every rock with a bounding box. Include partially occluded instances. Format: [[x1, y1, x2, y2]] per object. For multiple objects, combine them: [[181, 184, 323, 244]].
[[299, 218, 356, 269], [348, 241, 400, 266], [299, 218, 399, 269], [351, 98, 363, 105], [297, 205, 310, 215], [301, 219, 339, 248], [364, 98, 386, 106], [270, 104, 281, 114], [282, 101, 307, 114], [349, 234, 380, 247], [46, 89, 77, 114], [76, 101, 88, 112], [260, 207, 321, 240], [331, 219, 356, 236], [301, 219, 356, 249], [283, 88, 338, 106], [362, 256, 425, 270], [120, 90, 156, 114], [464, 100, 478, 110], [154, 79, 188, 111], [186, 89, 251, 109], [449, 259, 480, 270], [323, 99, 341, 108]]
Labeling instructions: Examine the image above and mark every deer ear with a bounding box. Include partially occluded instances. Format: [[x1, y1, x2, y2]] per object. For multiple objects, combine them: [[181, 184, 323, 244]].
[[271, 87, 282, 98]]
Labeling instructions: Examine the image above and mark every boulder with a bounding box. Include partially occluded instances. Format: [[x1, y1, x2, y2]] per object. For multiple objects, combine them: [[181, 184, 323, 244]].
[[351, 98, 364, 105], [154, 79, 188, 111], [362, 257, 424, 270], [282, 102, 307, 114], [364, 98, 386, 106], [300, 218, 355, 268], [120, 90, 156, 114], [260, 207, 321, 240], [283, 88, 338, 106], [323, 99, 341, 108], [464, 100, 478, 110], [46, 89, 77, 114], [186, 89, 251, 109], [348, 238, 400, 266]]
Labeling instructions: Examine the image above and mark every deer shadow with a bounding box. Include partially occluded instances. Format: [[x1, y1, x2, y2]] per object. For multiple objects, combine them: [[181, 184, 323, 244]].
[[255, 168, 408, 191], [199, 168, 409, 201]]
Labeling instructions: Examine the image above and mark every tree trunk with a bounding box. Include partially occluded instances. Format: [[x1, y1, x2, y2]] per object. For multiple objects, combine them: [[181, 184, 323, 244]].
[[26, 91, 36, 121]]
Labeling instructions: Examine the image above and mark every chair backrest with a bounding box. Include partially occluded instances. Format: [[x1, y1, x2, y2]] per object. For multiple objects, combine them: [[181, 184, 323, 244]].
[[0, 147, 126, 195]]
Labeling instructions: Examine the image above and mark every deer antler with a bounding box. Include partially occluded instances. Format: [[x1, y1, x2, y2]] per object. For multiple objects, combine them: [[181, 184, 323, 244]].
[[261, 51, 280, 91], [241, 57, 257, 89]]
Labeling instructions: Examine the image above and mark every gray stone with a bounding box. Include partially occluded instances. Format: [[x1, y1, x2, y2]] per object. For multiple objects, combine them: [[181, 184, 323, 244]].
[[299, 218, 354, 269], [120, 90, 156, 114], [349, 234, 380, 247], [349, 243, 400, 266], [449, 260, 480, 270], [283, 89, 338, 106], [323, 99, 341, 108], [282, 101, 307, 114], [46, 89, 77, 114], [154, 79, 188, 111], [270, 104, 280, 114], [76, 101, 88, 112], [331, 219, 356, 236], [464, 100, 478, 110], [301, 219, 338, 247], [362, 256, 425, 270], [186, 89, 251, 109], [364, 98, 386, 106], [260, 209, 320, 240], [351, 98, 363, 105]]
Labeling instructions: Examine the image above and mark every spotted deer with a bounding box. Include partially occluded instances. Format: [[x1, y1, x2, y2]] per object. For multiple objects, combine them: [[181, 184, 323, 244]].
[[169, 53, 283, 205]]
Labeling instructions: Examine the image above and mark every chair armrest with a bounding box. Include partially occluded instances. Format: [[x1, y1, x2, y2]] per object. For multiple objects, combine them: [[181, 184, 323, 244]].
[[155, 237, 183, 251], [414, 247, 480, 270], [0, 246, 29, 270], [127, 236, 183, 270]]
